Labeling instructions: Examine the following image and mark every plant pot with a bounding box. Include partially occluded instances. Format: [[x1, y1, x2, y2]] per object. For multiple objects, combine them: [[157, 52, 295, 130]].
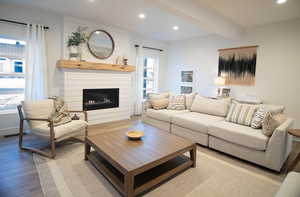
[[69, 46, 81, 61]]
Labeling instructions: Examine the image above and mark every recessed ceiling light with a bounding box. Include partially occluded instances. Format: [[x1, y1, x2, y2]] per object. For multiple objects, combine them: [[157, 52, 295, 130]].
[[276, 0, 287, 4], [173, 26, 179, 31], [138, 13, 146, 19]]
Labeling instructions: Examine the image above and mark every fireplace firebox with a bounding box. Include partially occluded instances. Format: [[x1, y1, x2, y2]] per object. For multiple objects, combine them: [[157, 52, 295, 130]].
[[83, 88, 119, 111]]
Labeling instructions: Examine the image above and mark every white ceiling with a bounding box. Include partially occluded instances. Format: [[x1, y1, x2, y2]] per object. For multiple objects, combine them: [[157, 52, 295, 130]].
[[0, 0, 210, 41], [196, 0, 300, 28], [1, 0, 300, 41]]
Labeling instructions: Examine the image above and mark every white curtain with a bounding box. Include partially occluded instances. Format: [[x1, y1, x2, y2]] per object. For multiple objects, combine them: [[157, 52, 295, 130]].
[[133, 46, 144, 115], [25, 24, 48, 100]]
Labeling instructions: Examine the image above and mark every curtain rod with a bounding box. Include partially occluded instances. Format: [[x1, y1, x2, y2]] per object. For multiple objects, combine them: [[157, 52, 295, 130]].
[[0, 19, 49, 30], [218, 45, 259, 51], [134, 44, 163, 52]]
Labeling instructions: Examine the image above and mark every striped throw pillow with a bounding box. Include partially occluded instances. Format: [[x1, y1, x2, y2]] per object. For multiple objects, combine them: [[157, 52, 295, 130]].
[[226, 102, 258, 126]]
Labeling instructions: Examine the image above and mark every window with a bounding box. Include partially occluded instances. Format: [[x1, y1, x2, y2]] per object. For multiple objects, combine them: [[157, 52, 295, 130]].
[[143, 57, 158, 99], [0, 38, 26, 111]]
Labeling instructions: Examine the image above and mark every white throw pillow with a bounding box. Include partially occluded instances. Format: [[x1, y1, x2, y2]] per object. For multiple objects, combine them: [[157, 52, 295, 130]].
[[167, 94, 185, 110], [184, 92, 197, 110], [191, 95, 231, 117]]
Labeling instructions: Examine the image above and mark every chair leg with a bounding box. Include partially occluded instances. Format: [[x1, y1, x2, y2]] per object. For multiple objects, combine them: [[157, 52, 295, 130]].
[[19, 122, 24, 150], [50, 138, 56, 159]]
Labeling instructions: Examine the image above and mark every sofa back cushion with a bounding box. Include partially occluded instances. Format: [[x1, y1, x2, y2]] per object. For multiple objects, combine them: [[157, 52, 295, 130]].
[[191, 95, 231, 117], [226, 101, 258, 126]]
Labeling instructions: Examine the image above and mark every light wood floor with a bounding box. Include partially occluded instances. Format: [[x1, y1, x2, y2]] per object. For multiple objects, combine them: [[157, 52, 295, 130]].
[[0, 116, 299, 197]]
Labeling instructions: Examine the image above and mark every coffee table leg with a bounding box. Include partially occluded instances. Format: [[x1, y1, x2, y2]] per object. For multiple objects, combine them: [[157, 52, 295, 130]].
[[190, 144, 197, 168], [124, 173, 134, 197], [84, 141, 91, 161]]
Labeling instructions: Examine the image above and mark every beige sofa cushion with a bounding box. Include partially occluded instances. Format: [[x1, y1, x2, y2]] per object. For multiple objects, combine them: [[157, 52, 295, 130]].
[[22, 99, 54, 128], [172, 112, 224, 134], [260, 104, 285, 114], [145, 109, 189, 123], [191, 95, 231, 117], [31, 120, 88, 139], [209, 121, 269, 151]]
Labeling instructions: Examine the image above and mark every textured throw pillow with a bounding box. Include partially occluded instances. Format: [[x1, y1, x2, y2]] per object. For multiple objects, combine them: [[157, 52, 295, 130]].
[[226, 102, 258, 126], [251, 107, 269, 129], [150, 98, 169, 110], [262, 112, 287, 137], [50, 97, 72, 127], [167, 94, 185, 110], [191, 95, 231, 117], [184, 92, 197, 110], [147, 92, 169, 108]]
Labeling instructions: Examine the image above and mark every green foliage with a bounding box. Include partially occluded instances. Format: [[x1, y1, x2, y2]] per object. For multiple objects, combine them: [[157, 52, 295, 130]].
[[67, 26, 87, 47]]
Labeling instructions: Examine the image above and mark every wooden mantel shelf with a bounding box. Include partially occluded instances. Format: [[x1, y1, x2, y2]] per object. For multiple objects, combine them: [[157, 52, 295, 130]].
[[57, 59, 135, 72]]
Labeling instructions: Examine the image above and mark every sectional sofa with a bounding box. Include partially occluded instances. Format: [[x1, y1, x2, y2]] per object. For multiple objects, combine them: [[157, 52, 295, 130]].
[[142, 94, 294, 172]]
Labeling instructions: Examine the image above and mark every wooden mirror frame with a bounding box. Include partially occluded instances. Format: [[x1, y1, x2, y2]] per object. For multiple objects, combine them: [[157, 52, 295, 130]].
[[87, 30, 115, 59]]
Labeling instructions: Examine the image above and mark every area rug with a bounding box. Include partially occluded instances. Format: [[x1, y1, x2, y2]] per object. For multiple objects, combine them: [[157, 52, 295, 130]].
[[33, 143, 281, 197]]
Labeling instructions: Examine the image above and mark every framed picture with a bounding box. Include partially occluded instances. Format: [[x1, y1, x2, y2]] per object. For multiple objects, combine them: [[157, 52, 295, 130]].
[[181, 86, 193, 94], [181, 70, 193, 82]]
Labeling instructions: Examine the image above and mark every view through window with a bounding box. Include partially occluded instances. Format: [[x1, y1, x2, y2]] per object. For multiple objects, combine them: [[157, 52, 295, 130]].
[[0, 38, 25, 111], [143, 57, 158, 99]]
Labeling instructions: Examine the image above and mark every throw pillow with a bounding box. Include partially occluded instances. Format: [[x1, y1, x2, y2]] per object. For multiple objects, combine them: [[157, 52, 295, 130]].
[[50, 97, 72, 127], [167, 94, 185, 110], [191, 95, 231, 117], [251, 107, 268, 129], [147, 92, 169, 108], [262, 113, 287, 137], [226, 101, 258, 126], [150, 98, 169, 110], [184, 92, 197, 110]]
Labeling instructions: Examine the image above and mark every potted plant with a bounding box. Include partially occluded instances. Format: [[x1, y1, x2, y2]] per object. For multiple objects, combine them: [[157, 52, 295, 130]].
[[67, 26, 87, 60]]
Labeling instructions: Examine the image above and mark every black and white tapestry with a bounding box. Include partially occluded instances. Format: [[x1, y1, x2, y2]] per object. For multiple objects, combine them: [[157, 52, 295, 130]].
[[218, 46, 258, 86]]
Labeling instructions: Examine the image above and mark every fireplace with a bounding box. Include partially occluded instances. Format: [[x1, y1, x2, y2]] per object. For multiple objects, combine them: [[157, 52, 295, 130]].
[[83, 88, 119, 111]]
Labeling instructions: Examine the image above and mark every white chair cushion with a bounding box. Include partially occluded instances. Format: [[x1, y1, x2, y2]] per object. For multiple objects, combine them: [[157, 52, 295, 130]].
[[145, 109, 189, 123], [31, 120, 88, 139], [172, 112, 224, 134], [22, 99, 54, 128], [209, 121, 269, 151]]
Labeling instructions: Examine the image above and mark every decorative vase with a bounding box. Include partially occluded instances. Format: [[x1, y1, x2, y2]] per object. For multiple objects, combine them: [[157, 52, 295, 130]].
[[69, 45, 81, 61]]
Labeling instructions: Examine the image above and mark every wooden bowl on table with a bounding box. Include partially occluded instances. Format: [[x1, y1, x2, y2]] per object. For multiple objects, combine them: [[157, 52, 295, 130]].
[[126, 131, 144, 140]]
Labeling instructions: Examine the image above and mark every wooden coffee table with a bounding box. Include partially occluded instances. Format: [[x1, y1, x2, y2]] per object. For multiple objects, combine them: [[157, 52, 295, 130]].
[[84, 126, 197, 197]]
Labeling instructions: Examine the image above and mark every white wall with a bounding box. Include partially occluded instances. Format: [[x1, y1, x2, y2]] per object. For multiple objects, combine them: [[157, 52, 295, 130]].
[[166, 19, 300, 127], [0, 3, 169, 135]]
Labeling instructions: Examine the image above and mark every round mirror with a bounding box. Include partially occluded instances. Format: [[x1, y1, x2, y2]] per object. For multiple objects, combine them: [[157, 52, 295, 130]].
[[87, 30, 115, 59]]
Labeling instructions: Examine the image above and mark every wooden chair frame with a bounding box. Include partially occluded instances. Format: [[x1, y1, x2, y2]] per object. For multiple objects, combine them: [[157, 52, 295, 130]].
[[17, 105, 88, 159]]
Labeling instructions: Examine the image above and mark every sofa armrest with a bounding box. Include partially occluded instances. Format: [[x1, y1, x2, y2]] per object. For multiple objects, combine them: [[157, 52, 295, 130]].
[[266, 118, 294, 171]]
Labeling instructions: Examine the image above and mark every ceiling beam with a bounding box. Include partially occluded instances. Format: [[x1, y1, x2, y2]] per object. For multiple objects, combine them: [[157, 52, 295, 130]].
[[152, 0, 244, 40]]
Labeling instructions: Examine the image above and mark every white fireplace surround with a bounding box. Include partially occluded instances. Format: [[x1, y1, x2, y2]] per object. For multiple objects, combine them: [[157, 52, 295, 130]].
[[60, 69, 132, 125]]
